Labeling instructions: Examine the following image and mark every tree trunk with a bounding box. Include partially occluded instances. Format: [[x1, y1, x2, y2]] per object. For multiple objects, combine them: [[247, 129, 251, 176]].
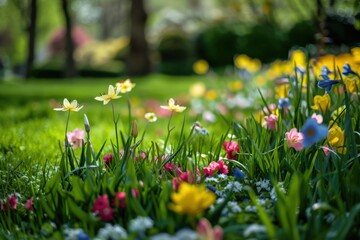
[[25, 0, 37, 79], [127, 0, 151, 76], [61, 0, 77, 78]]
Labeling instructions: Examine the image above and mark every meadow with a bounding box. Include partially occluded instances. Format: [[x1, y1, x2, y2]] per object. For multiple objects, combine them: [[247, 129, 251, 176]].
[[1, 49, 360, 240]]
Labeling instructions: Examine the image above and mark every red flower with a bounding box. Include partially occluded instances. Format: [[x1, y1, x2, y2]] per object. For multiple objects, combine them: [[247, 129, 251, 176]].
[[92, 194, 114, 222], [223, 141, 239, 160], [7, 194, 17, 209], [203, 160, 228, 177], [103, 154, 114, 168]]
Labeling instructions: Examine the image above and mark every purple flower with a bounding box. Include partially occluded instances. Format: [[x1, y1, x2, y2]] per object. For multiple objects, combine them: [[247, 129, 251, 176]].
[[301, 118, 328, 148]]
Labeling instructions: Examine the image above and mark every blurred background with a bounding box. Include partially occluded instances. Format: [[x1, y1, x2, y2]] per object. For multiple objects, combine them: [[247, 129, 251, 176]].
[[0, 0, 359, 80]]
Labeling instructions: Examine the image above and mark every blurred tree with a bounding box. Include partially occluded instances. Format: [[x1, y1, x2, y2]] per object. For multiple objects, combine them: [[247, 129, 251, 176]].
[[127, 0, 151, 75], [60, 0, 77, 77], [25, 0, 37, 78]]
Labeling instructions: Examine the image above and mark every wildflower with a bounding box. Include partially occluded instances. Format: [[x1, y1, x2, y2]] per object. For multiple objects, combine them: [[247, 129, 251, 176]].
[[64, 228, 90, 240], [255, 179, 271, 192], [95, 85, 121, 105], [301, 118, 328, 148], [129, 216, 154, 233], [91, 194, 114, 222], [317, 74, 341, 93], [193, 59, 209, 75], [263, 114, 278, 130], [224, 181, 242, 193], [169, 182, 216, 216], [144, 112, 157, 122], [311, 113, 323, 124], [285, 128, 304, 151], [328, 124, 346, 154], [223, 141, 240, 160], [113, 192, 126, 209], [54, 98, 83, 112], [342, 63, 356, 76], [116, 79, 136, 93], [25, 197, 34, 211], [322, 144, 331, 156], [197, 218, 223, 240], [278, 98, 290, 110], [203, 160, 228, 177], [311, 94, 330, 112], [160, 98, 186, 112], [243, 224, 267, 237], [7, 194, 18, 209], [192, 121, 209, 136], [66, 128, 85, 149], [97, 224, 128, 240], [179, 170, 196, 183], [103, 154, 114, 168], [233, 167, 246, 180], [321, 66, 332, 76]]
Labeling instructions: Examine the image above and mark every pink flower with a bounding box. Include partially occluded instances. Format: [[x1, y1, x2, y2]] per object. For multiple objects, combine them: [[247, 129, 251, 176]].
[[164, 163, 175, 172], [322, 144, 331, 156], [172, 178, 180, 190], [285, 128, 304, 151], [263, 103, 277, 115], [179, 170, 195, 183], [103, 154, 114, 168], [203, 160, 228, 177], [311, 113, 323, 124], [135, 152, 147, 161], [25, 197, 34, 211], [92, 194, 114, 222], [263, 114, 278, 130], [223, 141, 240, 160], [197, 218, 223, 240], [66, 128, 85, 149], [113, 192, 126, 209]]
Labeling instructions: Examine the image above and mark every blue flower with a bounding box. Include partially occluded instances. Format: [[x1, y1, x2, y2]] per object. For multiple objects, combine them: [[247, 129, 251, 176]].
[[342, 63, 356, 76], [317, 74, 341, 93], [301, 118, 328, 148], [278, 98, 290, 109], [233, 167, 246, 180], [321, 66, 332, 76], [206, 184, 217, 193]]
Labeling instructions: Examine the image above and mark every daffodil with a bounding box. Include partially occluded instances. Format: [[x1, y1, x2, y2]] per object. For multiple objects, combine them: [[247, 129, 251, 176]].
[[95, 85, 121, 104], [169, 182, 216, 216], [311, 94, 330, 112], [160, 98, 186, 112], [54, 98, 83, 112], [116, 79, 136, 93]]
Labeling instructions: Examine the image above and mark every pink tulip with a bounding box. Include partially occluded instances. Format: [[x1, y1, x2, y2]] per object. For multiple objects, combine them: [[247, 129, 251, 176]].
[[263, 114, 278, 130], [285, 128, 304, 151], [311, 113, 323, 124]]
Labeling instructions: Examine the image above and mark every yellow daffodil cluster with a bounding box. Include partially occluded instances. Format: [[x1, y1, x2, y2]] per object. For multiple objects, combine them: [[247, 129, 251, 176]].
[[327, 124, 347, 154], [311, 94, 330, 112], [169, 182, 216, 216], [234, 54, 261, 73]]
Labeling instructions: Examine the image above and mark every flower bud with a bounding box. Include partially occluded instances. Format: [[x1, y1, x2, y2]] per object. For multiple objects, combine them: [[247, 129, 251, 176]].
[[84, 114, 90, 133], [132, 120, 138, 138]]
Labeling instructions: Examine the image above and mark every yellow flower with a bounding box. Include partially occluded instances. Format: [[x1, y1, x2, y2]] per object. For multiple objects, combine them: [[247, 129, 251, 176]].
[[160, 98, 186, 112], [169, 182, 216, 216], [311, 94, 330, 112], [332, 105, 346, 120], [205, 90, 218, 101], [95, 85, 121, 105], [116, 79, 136, 93], [343, 75, 360, 93], [275, 84, 289, 99], [193, 60, 209, 75], [189, 82, 206, 98], [327, 124, 345, 147], [54, 98, 83, 112], [290, 49, 306, 69], [144, 112, 157, 122], [227, 80, 244, 91]]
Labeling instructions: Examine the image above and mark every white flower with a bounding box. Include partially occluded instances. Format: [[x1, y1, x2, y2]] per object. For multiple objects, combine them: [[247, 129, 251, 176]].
[[224, 181, 243, 193], [217, 174, 228, 180], [243, 224, 266, 237], [64, 228, 87, 240], [96, 224, 127, 240], [255, 178, 271, 192], [129, 216, 154, 233], [227, 201, 242, 213], [205, 177, 219, 184]]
